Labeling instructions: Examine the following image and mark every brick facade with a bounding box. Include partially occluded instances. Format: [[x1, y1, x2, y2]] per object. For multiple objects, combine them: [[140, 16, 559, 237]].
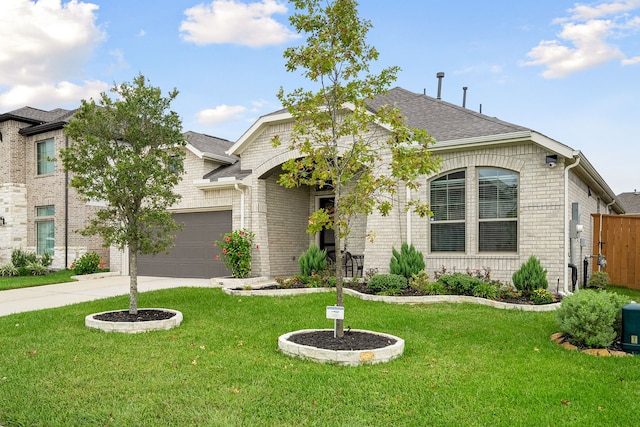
[[0, 117, 109, 270]]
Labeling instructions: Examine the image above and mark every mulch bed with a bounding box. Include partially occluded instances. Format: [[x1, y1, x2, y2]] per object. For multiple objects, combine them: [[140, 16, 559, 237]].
[[288, 330, 396, 351], [93, 309, 176, 322]]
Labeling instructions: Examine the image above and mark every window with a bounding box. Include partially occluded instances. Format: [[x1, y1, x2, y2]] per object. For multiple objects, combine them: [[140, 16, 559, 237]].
[[37, 138, 55, 175], [478, 168, 518, 252], [430, 171, 465, 252], [36, 206, 55, 256]]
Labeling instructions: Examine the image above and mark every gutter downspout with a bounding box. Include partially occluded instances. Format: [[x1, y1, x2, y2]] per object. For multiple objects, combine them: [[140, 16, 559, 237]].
[[406, 186, 412, 246], [598, 200, 616, 270], [563, 154, 580, 294], [234, 183, 245, 229]]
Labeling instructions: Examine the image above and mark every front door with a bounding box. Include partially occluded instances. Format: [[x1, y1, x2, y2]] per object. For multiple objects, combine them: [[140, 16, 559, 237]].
[[318, 196, 335, 258]]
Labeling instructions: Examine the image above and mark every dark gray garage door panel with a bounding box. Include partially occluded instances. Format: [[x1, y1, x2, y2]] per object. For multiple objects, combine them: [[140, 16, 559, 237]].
[[137, 211, 232, 278]]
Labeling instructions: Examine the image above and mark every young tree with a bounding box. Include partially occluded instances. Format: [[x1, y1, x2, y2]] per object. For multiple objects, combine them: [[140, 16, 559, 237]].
[[273, 0, 440, 337], [61, 74, 186, 314]]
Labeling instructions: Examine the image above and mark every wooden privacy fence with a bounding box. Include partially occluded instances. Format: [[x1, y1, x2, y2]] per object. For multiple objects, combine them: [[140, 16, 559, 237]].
[[592, 214, 640, 289]]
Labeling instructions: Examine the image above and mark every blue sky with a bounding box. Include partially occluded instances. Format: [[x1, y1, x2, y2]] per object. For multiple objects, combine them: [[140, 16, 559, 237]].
[[2, 0, 639, 195]]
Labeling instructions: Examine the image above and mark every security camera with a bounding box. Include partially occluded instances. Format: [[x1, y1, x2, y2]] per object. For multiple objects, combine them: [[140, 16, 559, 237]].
[[547, 161, 557, 168], [545, 155, 558, 168]]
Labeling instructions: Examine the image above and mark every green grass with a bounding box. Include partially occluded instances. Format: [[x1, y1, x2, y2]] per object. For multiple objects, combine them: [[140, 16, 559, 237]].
[[1, 287, 640, 426], [0, 269, 76, 291]]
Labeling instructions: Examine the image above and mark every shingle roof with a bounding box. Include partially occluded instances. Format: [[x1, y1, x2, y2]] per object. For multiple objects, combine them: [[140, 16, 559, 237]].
[[1, 106, 73, 124], [184, 131, 234, 159], [366, 87, 529, 141], [617, 192, 640, 214]]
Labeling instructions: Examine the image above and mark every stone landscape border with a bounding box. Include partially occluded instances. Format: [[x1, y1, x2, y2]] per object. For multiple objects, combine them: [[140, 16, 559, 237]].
[[85, 308, 183, 333], [278, 329, 405, 366], [220, 281, 560, 312]]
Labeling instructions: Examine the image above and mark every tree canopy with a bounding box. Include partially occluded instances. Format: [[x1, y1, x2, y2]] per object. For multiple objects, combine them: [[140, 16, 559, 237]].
[[273, 0, 440, 337], [61, 74, 185, 314]]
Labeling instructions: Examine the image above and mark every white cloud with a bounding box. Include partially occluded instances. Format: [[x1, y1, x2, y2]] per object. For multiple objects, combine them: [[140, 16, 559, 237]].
[[0, 80, 108, 110], [196, 104, 248, 124], [180, 0, 299, 47], [524, 1, 640, 78], [0, 0, 107, 108], [564, 0, 640, 21]]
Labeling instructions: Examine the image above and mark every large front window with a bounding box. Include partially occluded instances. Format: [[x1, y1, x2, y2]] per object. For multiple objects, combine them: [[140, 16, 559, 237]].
[[478, 168, 518, 252], [430, 171, 465, 252], [37, 138, 55, 175], [36, 206, 55, 256]]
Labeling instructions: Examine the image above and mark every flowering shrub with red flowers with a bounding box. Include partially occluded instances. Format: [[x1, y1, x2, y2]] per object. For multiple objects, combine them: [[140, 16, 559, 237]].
[[214, 229, 257, 278], [70, 251, 106, 275]]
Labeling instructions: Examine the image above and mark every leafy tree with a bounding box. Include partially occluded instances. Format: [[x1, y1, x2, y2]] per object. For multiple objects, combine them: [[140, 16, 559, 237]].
[[61, 74, 185, 314], [273, 0, 440, 337]]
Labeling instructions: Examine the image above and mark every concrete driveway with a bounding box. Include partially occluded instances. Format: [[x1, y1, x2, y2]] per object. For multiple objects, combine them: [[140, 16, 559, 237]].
[[0, 274, 215, 317]]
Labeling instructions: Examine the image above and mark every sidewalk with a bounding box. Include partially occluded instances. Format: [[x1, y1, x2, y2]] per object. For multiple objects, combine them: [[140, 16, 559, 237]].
[[0, 274, 215, 317]]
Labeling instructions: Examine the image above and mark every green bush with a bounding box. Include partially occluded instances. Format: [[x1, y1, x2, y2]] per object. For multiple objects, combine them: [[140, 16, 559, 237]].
[[40, 252, 53, 268], [556, 289, 630, 348], [472, 281, 499, 300], [71, 252, 104, 275], [437, 273, 482, 296], [11, 249, 37, 268], [298, 244, 327, 277], [367, 274, 408, 295], [587, 271, 610, 290], [530, 288, 553, 305], [390, 243, 425, 279], [26, 262, 48, 276], [512, 255, 548, 296], [0, 264, 18, 277]]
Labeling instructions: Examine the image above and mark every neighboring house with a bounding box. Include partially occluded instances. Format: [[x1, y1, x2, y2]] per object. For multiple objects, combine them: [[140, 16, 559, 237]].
[[0, 107, 108, 270], [0, 106, 236, 277], [142, 87, 623, 294], [617, 191, 640, 214]]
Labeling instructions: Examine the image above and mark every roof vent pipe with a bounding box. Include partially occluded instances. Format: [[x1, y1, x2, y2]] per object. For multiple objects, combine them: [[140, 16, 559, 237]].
[[436, 72, 445, 100], [462, 86, 468, 108]]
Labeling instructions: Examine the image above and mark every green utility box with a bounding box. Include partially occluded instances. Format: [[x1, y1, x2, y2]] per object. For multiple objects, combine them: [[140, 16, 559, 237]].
[[622, 303, 640, 354]]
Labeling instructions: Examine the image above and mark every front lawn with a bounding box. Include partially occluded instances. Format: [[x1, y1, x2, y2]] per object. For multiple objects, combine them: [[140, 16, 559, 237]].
[[0, 269, 76, 291], [1, 287, 639, 426]]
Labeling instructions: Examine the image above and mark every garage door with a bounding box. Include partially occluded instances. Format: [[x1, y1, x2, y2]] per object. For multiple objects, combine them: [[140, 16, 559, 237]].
[[137, 211, 232, 278]]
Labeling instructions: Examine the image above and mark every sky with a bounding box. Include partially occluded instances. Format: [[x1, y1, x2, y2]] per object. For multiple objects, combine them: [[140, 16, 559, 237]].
[[2, 0, 639, 196]]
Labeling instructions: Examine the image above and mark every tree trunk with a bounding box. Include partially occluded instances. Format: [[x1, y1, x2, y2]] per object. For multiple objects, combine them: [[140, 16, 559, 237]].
[[129, 247, 138, 315], [334, 225, 344, 338]]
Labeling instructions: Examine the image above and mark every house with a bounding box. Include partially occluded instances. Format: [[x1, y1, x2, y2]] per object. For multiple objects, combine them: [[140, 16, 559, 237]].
[[617, 191, 640, 214], [116, 86, 623, 295], [0, 106, 235, 277], [0, 107, 108, 269]]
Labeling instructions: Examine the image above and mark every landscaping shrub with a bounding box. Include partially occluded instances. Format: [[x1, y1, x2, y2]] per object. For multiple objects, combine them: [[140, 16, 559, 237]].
[[472, 281, 499, 300], [298, 244, 327, 277], [512, 255, 548, 296], [367, 273, 408, 295], [25, 262, 48, 276], [214, 229, 257, 278], [0, 264, 18, 277], [556, 289, 630, 348], [71, 251, 105, 275], [587, 271, 610, 290], [11, 249, 37, 268], [530, 288, 553, 305], [437, 273, 482, 296], [390, 243, 425, 279]]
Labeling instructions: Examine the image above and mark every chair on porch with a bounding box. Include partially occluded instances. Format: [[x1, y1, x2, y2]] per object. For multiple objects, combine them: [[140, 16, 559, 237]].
[[326, 251, 364, 278]]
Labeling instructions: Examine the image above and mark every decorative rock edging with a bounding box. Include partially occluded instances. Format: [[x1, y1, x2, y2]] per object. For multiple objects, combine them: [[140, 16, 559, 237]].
[[222, 284, 560, 312], [85, 308, 183, 333], [278, 329, 404, 366], [550, 332, 633, 357], [72, 271, 120, 281], [211, 276, 270, 288]]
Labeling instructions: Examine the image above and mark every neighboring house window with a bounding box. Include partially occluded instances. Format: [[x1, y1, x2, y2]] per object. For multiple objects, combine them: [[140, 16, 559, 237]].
[[478, 168, 518, 252], [430, 170, 465, 252], [37, 138, 55, 175], [36, 206, 55, 256]]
